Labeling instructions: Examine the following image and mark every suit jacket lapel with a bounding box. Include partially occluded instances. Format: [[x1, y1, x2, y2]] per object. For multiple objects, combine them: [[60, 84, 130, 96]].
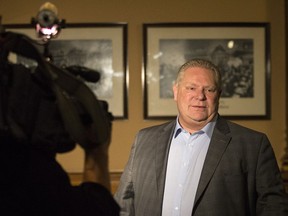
[[193, 117, 231, 210], [155, 121, 176, 202]]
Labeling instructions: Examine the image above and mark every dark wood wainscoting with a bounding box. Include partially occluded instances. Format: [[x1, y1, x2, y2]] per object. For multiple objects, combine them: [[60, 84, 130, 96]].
[[69, 171, 122, 194]]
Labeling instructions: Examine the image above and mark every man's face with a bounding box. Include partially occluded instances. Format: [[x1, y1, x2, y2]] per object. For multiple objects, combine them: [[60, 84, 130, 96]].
[[173, 67, 221, 130]]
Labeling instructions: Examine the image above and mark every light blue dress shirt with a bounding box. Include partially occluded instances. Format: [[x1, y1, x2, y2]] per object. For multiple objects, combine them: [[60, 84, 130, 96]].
[[162, 116, 217, 216]]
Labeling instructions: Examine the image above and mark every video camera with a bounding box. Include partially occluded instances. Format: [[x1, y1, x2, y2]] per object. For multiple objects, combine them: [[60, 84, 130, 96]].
[[0, 2, 112, 152]]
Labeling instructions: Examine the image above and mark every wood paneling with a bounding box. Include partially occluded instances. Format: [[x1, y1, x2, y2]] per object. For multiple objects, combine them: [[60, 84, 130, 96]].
[[69, 171, 122, 194]]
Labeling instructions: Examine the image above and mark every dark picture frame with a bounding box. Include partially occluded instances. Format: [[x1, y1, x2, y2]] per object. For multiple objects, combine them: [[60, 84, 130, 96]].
[[143, 22, 271, 120], [4, 23, 128, 119]]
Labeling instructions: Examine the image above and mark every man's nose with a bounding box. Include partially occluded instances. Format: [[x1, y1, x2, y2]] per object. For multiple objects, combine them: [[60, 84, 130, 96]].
[[195, 89, 206, 100]]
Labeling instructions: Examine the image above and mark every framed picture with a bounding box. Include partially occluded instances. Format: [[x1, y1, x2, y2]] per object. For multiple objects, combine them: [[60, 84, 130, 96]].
[[143, 23, 271, 120], [4, 23, 128, 119]]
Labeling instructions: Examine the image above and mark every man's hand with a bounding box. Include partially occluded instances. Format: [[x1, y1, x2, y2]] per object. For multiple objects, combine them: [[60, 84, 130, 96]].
[[82, 100, 113, 191]]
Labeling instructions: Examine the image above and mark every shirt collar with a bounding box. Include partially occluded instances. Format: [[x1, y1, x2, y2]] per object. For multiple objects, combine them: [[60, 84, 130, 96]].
[[174, 114, 218, 138]]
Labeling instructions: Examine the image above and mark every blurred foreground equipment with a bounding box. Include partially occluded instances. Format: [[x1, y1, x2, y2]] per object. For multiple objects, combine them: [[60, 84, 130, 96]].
[[0, 30, 111, 150]]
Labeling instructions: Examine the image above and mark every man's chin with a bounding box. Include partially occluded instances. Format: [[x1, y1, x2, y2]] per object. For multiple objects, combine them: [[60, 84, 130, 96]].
[[190, 113, 216, 124], [190, 116, 208, 123]]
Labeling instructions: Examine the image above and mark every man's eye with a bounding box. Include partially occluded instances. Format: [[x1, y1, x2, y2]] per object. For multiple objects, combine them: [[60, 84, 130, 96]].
[[186, 87, 195, 91], [206, 88, 216, 93]]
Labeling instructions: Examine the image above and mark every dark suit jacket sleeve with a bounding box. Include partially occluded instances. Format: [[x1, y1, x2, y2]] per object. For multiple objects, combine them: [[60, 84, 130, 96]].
[[114, 134, 137, 216], [255, 134, 288, 215]]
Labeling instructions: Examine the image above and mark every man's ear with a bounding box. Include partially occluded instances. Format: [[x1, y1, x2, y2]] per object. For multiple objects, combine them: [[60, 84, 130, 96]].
[[173, 84, 178, 101]]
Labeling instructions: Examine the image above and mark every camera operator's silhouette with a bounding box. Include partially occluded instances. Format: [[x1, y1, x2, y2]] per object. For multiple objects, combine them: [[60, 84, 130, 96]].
[[0, 3, 119, 215]]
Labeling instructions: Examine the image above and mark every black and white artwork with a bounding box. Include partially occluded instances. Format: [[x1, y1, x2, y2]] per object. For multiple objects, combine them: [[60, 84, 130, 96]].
[[159, 39, 254, 99], [49, 40, 113, 99], [144, 23, 270, 119]]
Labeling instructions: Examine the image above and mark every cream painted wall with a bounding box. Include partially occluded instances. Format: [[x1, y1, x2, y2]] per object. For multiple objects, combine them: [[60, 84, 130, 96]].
[[0, 0, 286, 173]]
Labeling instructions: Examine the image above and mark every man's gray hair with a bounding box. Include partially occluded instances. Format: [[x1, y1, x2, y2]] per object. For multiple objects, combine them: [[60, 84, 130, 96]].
[[175, 59, 222, 91]]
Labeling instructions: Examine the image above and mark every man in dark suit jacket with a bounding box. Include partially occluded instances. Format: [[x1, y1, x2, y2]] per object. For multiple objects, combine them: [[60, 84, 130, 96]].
[[114, 59, 288, 215]]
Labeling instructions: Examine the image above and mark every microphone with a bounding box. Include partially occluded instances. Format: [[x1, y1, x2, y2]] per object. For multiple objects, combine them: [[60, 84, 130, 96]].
[[64, 65, 101, 83]]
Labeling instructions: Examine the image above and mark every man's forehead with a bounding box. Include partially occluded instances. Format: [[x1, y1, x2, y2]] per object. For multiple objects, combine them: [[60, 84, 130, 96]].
[[181, 81, 216, 87], [184, 66, 213, 73]]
